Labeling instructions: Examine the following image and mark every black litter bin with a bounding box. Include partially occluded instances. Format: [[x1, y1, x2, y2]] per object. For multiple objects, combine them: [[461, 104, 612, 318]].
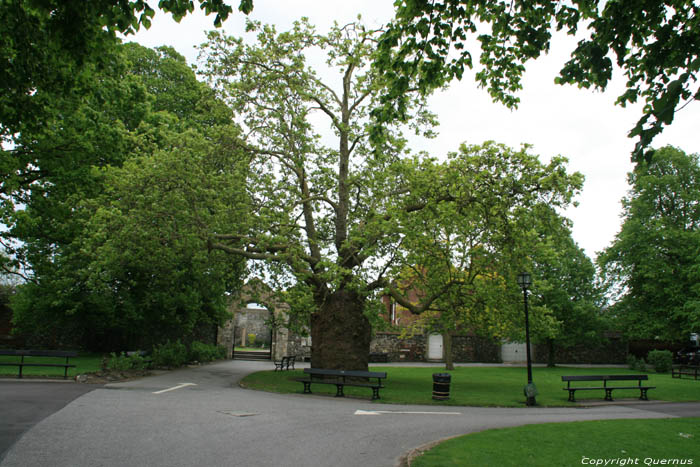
[[432, 373, 451, 400]]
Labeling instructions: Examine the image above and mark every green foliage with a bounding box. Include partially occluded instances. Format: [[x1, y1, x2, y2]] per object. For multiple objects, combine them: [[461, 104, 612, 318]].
[[647, 350, 673, 373], [0, 0, 250, 143], [376, 1, 700, 161], [8, 42, 247, 351], [385, 142, 584, 347], [247, 334, 257, 347], [152, 340, 189, 368], [198, 19, 585, 369], [527, 210, 607, 364], [197, 19, 439, 368], [599, 146, 700, 341], [627, 354, 648, 373], [107, 352, 149, 371], [189, 341, 226, 363]]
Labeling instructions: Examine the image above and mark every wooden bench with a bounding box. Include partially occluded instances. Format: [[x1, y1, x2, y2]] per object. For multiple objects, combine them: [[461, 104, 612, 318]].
[[0, 349, 78, 379], [562, 375, 654, 402], [296, 368, 387, 400], [672, 364, 700, 380], [274, 355, 296, 371]]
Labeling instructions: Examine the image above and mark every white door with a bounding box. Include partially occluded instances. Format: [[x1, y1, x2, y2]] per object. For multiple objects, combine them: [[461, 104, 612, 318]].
[[427, 334, 444, 360], [501, 342, 527, 363]]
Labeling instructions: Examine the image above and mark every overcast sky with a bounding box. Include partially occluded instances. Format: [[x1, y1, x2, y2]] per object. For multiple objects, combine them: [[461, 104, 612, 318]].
[[128, 0, 700, 260]]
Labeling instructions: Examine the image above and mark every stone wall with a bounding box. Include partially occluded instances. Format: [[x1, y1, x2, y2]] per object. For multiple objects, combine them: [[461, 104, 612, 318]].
[[234, 307, 272, 347], [452, 335, 501, 363], [371, 332, 426, 361], [533, 337, 628, 364], [284, 333, 311, 361], [370, 332, 501, 363], [217, 314, 235, 359]]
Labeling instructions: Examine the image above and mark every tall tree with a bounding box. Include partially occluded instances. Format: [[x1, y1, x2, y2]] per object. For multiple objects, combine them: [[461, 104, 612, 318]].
[[599, 146, 700, 341], [199, 19, 435, 370], [528, 212, 605, 366], [376, 0, 700, 161], [201, 12, 583, 372], [8, 42, 247, 350], [386, 148, 581, 369]]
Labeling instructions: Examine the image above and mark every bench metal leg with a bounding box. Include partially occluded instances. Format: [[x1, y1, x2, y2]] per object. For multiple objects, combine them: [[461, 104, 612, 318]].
[[371, 388, 380, 400], [639, 389, 649, 401], [568, 390, 575, 402], [302, 382, 311, 394], [335, 384, 345, 397], [605, 389, 613, 401]]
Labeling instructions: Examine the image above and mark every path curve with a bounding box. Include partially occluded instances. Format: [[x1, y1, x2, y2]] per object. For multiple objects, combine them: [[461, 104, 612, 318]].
[[1, 360, 696, 467]]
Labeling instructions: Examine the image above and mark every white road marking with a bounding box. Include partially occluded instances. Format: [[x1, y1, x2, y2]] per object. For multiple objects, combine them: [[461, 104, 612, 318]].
[[217, 411, 259, 417], [152, 383, 197, 394], [354, 409, 462, 416]]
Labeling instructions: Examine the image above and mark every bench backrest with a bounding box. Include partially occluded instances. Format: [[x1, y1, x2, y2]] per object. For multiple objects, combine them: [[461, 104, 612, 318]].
[[0, 349, 78, 358], [562, 375, 648, 382], [305, 368, 387, 379]]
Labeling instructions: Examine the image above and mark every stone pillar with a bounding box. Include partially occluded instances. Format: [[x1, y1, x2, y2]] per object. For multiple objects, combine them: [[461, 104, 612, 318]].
[[217, 319, 235, 359], [273, 326, 290, 360]]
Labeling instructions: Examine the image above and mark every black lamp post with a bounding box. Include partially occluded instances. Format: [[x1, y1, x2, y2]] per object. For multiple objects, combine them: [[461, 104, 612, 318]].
[[517, 272, 536, 406]]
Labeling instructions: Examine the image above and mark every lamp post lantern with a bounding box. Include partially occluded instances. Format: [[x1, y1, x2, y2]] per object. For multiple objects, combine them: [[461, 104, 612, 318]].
[[517, 272, 536, 406]]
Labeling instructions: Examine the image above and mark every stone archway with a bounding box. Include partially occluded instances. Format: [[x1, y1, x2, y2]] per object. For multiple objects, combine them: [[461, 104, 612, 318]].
[[217, 280, 293, 361]]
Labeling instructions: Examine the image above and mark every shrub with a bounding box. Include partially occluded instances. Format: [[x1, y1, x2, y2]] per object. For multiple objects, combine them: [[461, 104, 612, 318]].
[[247, 333, 256, 347], [647, 349, 673, 373], [189, 341, 225, 363], [627, 354, 647, 372], [152, 340, 188, 368], [107, 352, 149, 371]]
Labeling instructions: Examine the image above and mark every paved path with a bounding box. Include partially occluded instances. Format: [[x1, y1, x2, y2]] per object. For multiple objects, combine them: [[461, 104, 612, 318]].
[[1, 360, 698, 467], [0, 381, 97, 460]]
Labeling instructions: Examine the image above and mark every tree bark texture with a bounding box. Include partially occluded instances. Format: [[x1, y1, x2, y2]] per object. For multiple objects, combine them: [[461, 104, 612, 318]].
[[310, 288, 371, 371]]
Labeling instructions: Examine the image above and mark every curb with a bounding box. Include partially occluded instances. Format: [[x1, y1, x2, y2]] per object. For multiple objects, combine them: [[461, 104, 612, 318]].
[[0, 377, 76, 383], [396, 435, 464, 467]]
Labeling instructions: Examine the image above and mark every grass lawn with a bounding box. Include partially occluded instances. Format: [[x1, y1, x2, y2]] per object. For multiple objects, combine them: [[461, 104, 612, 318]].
[[240, 366, 700, 407], [0, 353, 103, 378], [412, 418, 700, 466]]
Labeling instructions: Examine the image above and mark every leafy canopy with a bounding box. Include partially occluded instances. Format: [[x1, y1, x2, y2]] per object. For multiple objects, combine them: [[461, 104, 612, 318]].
[[8, 42, 247, 351], [376, 0, 700, 162], [599, 146, 700, 340]]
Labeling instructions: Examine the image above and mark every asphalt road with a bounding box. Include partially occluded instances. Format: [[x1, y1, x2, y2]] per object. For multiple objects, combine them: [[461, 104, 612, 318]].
[[1, 361, 698, 467], [0, 381, 97, 461]]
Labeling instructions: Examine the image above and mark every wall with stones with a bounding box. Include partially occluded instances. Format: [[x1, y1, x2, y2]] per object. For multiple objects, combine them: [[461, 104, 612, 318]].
[[452, 335, 501, 363], [283, 333, 311, 361], [217, 314, 235, 359], [234, 307, 272, 347], [533, 337, 628, 364], [370, 332, 501, 363], [371, 332, 426, 362]]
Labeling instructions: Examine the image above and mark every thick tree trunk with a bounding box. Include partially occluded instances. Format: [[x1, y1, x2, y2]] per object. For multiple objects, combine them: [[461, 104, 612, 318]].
[[310, 288, 371, 370]]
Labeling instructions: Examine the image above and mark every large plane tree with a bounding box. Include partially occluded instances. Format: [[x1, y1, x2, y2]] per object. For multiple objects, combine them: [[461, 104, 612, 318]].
[[200, 20, 583, 370]]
